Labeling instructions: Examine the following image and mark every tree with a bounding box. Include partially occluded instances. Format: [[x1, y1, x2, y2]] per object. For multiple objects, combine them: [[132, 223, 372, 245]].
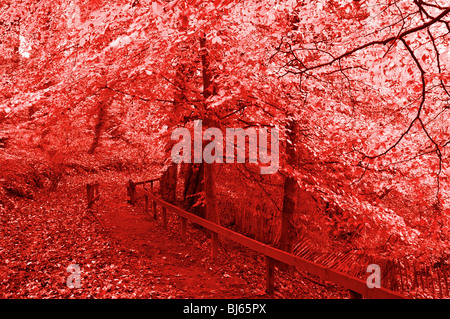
[[2, 0, 450, 264]]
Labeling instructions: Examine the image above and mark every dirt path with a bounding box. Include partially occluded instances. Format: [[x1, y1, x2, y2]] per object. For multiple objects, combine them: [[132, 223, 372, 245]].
[[0, 171, 347, 298], [95, 180, 256, 298]]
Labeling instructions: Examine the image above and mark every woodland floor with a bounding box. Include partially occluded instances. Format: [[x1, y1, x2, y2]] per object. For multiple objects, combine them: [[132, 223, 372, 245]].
[[0, 170, 349, 299]]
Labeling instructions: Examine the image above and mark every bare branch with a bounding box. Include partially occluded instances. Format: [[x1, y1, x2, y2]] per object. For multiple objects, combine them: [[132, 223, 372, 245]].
[[300, 7, 450, 74]]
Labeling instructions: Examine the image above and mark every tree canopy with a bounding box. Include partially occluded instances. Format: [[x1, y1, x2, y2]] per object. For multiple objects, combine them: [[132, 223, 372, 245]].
[[1, 0, 450, 264]]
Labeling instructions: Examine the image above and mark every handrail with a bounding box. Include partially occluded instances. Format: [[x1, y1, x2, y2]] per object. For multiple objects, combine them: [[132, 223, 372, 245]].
[[127, 178, 160, 206], [133, 178, 160, 186], [144, 191, 406, 299]]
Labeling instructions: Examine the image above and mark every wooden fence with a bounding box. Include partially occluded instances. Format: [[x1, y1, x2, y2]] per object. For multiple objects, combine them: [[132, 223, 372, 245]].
[[83, 177, 446, 298], [137, 186, 405, 299], [294, 238, 450, 298], [127, 178, 159, 207]]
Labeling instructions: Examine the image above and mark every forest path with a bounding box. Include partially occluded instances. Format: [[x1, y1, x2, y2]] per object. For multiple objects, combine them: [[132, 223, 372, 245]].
[[0, 170, 347, 298], [90, 173, 349, 299], [94, 178, 255, 298]]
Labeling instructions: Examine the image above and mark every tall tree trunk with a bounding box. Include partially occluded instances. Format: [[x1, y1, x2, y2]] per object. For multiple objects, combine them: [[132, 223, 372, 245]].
[[183, 162, 206, 218], [160, 48, 191, 204], [199, 35, 220, 229], [279, 117, 299, 254], [160, 161, 177, 203], [88, 98, 109, 154], [199, 36, 213, 101], [204, 161, 219, 225]]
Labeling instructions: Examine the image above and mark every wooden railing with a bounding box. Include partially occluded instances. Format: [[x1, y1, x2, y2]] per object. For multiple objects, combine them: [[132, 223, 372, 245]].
[[143, 190, 406, 299], [86, 181, 100, 209], [294, 236, 450, 298], [126, 178, 160, 206]]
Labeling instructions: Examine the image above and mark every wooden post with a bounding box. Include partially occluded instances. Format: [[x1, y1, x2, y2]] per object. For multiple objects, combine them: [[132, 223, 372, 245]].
[[349, 290, 363, 299], [153, 200, 157, 220], [94, 181, 99, 198], [181, 217, 187, 241], [150, 180, 157, 219], [266, 256, 275, 296], [145, 194, 149, 215], [131, 180, 136, 205], [87, 183, 92, 208], [162, 207, 167, 229], [128, 179, 136, 206], [95, 182, 100, 203], [211, 232, 218, 260]]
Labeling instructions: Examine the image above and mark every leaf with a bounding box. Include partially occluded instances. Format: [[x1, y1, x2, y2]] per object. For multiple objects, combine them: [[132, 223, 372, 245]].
[[152, 1, 163, 15], [211, 36, 222, 45]]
